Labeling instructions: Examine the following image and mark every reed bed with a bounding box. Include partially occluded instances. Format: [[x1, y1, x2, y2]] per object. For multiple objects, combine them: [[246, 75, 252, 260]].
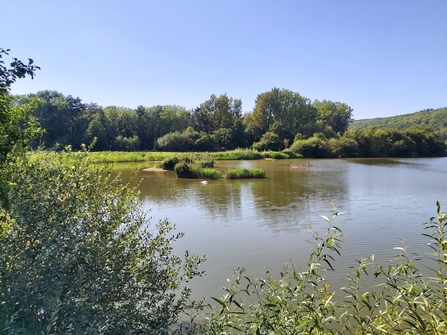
[[201, 168, 222, 179], [86, 151, 175, 162], [225, 168, 266, 179], [211, 149, 264, 160]]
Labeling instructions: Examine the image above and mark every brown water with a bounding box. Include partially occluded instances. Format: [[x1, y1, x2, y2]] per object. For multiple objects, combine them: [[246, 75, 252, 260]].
[[118, 157, 447, 300]]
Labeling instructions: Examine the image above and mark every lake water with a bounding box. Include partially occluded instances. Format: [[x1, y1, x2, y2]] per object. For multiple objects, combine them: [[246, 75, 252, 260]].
[[118, 157, 447, 301]]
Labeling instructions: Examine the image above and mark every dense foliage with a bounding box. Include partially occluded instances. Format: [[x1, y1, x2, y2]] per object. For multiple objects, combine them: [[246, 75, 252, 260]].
[[12, 88, 446, 157], [3, 48, 447, 334], [12, 88, 355, 153], [1, 49, 205, 335], [350, 107, 447, 141], [0, 151, 205, 334]]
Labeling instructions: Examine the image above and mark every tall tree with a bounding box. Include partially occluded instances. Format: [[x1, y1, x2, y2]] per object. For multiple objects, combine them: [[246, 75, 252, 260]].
[[252, 88, 317, 140], [252, 88, 281, 134], [192, 94, 242, 133], [28, 91, 85, 148], [0, 48, 41, 162], [313, 99, 353, 134]]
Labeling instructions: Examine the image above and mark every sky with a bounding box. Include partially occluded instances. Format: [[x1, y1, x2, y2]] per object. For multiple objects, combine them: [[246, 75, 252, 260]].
[[2, 0, 446, 120]]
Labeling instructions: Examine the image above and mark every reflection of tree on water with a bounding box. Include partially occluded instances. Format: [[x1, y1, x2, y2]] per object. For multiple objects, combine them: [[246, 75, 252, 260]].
[[251, 160, 350, 233], [131, 159, 351, 234]]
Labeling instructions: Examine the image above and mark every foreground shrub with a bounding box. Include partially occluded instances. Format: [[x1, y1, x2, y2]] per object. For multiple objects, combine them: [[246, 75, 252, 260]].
[[0, 150, 205, 334], [189, 203, 447, 334]]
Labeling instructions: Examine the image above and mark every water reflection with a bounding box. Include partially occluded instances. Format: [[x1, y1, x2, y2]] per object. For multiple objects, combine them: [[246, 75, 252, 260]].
[[116, 157, 447, 300]]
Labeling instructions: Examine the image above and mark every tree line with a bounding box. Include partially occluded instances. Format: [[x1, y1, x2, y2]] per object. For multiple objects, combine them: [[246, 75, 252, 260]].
[[13, 89, 352, 151], [14, 89, 446, 157]]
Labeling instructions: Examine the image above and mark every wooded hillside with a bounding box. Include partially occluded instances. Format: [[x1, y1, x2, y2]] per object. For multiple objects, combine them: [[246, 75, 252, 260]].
[[350, 107, 447, 140]]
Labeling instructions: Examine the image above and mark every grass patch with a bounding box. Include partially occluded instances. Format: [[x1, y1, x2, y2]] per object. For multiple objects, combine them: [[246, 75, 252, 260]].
[[225, 168, 266, 179], [211, 149, 264, 160], [201, 168, 222, 179], [86, 151, 175, 163], [174, 162, 221, 179]]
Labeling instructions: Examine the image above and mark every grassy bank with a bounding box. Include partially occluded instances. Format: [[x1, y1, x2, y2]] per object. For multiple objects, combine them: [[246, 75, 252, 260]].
[[30, 149, 302, 163]]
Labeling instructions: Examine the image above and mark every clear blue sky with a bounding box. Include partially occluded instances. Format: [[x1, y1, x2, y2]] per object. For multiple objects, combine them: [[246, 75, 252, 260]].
[[2, 0, 446, 120]]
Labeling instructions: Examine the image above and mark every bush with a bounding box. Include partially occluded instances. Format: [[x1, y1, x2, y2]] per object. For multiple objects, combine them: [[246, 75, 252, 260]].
[[327, 136, 360, 157], [290, 136, 330, 158], [260, 151, 290, 159], [253, 131, 282, 152], [159, 156, 180, 170], [0, 150, 205, 334], [156, 131, 194, 152]]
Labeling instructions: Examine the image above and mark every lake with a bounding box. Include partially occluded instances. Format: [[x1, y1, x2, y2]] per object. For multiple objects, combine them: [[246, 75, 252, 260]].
[[118, 157, 447, 301]]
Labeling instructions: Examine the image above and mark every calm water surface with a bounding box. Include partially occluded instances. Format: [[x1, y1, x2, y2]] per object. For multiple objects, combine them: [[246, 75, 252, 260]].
[[118, 157, 447, 300]]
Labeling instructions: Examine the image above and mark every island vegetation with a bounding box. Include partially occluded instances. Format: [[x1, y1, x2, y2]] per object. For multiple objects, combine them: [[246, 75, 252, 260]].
[[2, 49, 447, 334]]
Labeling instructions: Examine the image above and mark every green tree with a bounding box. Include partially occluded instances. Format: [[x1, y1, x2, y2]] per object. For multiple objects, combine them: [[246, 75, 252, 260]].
[[0, 151, 205, 334], [156, 131, 194, 151], [26, 90, 85, 148], [252, 88, 281, 134], [313, 99, 353, 134], [212, 128, 233, 151], [192, 94, 242, 133], [405, 126, 447, 157], [0, 49, 42, 208], [0, 49, 41, 161], [0, 48, 40, 94], [290, 135, 330, 157], [252, 131, 282, 151], [84, 118, 107, 150], [0, 95, 41, 163], [242, 112, 262, 144], [327, 136, 360, 157], [252, 88, 318, 141]]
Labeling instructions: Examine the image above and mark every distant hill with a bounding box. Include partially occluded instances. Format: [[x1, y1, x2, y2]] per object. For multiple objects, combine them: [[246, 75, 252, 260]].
[[350, 107, 447, 140]]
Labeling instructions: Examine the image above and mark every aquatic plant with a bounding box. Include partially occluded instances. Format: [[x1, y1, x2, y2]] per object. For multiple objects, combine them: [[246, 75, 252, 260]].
[[225, 168, 266, 179]]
